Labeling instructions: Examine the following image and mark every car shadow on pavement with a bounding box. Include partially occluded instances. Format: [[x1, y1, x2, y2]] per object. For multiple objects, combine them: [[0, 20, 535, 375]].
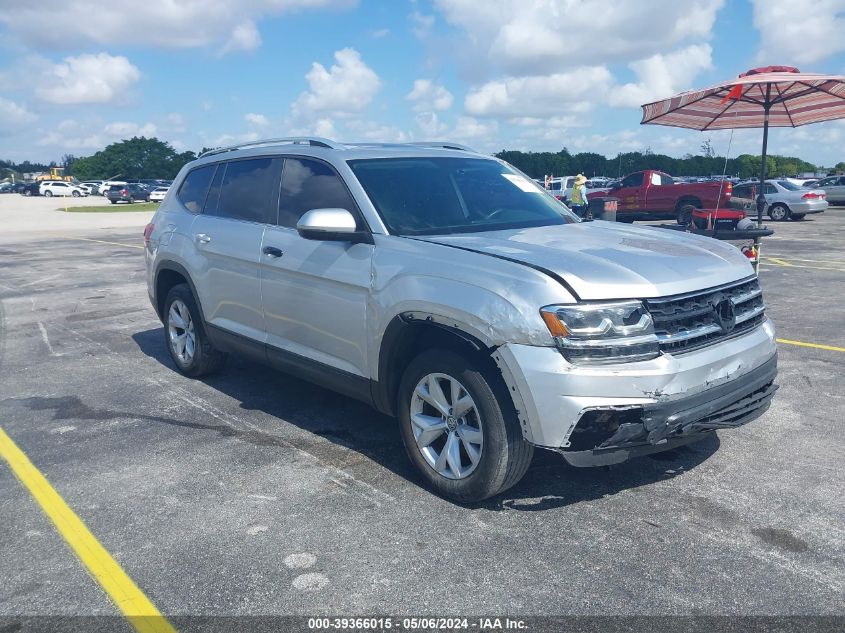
[[132, 327, 719, 510]]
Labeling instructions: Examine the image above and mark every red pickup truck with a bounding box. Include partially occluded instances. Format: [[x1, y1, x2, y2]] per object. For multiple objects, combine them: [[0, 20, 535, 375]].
[[587, 170, 732, 224]]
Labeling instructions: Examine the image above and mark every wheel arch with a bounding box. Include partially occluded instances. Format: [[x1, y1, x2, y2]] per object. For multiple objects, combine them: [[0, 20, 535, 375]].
[[153, 261, 204, 324]]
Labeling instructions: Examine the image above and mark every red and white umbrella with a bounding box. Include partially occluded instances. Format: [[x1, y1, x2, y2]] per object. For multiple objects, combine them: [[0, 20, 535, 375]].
[[641, 66, 845, 223]]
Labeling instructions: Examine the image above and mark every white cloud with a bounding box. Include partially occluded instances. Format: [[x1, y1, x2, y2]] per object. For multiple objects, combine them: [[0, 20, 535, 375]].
[[752, 0, 845, 64], [410, 11, 435, 38], [465, 66, 613, 118], [452, 116, 498, 141], [414, 111, 449, 137], [608, 44, 714, 108], [407, 79, 454, 111], [221, 21, 262, 54], [35, 54, 140, 105], [245, 113, 270, 127], [434, 0, 724, 75], [371, 28, 390, 38], [0, 0, 357, 53], [345, 120, 408, 142], [37, 118, 158, 149], [292, 48, 381, 117], [0, 98, 36, 134]]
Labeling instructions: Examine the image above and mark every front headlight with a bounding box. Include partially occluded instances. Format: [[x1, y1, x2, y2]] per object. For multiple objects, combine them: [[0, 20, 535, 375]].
[[540, 301, 660, 365]]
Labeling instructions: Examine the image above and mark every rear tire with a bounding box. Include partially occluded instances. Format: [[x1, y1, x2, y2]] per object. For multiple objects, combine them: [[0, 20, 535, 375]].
[[397, 349, 533, 503], [768, 203, 790, 221], [44, 190, 53, 197], [163, 284, 226, 377], [128, 196, 135, 204]]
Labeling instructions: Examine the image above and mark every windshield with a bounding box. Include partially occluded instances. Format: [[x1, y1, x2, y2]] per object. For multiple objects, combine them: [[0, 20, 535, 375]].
[[776, 180, 801, 191], [348, 157, 577, 235]]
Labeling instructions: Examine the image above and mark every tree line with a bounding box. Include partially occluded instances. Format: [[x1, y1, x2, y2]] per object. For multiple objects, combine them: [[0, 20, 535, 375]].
[[495, 148, 845, 180], [4, 137, 843, 182]]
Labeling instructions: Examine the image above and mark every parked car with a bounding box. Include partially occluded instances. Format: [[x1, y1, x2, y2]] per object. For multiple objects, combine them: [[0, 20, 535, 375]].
[[108, 183, 151, 203], [20, 182, 41, 196], [144, 137, 778, 502], [99, 180, 127, 195], [811, 175, 845, 204], [587, 170, 734, 224], [733, 180, 827, 221], [149, 186, 169, 202], [79, 181, 104, 195], [39, 181, 88, 197], [0, 182, 14, 193]]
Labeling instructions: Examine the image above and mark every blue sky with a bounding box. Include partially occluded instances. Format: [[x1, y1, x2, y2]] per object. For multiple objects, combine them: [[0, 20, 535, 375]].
[[2, 0, 845, 166]]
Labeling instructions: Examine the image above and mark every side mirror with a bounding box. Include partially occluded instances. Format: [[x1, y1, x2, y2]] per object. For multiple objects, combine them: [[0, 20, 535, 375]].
[[296, 208, 373, 244]]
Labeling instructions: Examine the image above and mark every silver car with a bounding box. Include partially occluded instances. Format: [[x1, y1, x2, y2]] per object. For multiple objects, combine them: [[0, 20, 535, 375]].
[[812, 175, 845, 204], [144, 137, 778, 502], [734, 179, 827, 221]]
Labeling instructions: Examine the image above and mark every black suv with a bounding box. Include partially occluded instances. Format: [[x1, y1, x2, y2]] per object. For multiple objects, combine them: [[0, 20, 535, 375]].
[[108, 183, 151, 204]]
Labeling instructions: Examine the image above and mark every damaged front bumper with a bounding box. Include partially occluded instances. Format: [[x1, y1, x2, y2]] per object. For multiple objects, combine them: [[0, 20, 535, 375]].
[[494, 318, 778, 465], [560, 355, 777, 466]]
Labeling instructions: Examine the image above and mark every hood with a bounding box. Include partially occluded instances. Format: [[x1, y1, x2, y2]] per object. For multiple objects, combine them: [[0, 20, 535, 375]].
[[419, 221, 754, 300]]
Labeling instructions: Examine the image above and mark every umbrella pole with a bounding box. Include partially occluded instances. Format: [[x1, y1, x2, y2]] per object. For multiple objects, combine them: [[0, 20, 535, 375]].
[[754, 99, 772, 273]]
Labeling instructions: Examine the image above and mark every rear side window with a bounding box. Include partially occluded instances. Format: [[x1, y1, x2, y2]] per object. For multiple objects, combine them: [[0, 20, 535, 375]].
[[210, 157, 280, 223], [177, 164, 216, 213], [277, 158, 358, 229], [622, 172, 644, 187]]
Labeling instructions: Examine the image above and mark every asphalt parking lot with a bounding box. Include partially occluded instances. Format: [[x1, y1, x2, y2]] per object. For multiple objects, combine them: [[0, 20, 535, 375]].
[[0, 196, 843, 631]]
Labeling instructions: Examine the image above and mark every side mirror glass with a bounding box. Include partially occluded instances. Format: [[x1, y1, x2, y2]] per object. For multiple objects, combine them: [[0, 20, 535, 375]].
[[296, 208, 372, 243]]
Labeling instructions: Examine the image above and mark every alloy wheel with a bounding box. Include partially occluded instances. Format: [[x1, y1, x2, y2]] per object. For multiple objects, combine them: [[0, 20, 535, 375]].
[[409, 373, 483, 480], [167, 299, 196, 365]]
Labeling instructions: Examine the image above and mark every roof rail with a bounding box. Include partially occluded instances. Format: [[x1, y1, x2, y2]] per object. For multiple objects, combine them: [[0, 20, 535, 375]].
[[198, 137, 339, 158], [404, 141, 476, 152]]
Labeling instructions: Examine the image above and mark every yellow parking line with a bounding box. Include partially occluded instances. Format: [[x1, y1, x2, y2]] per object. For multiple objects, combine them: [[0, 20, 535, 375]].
[[777, 338, 845, 353], [0, 427, 176, 633], [64, 237, 144, 249]]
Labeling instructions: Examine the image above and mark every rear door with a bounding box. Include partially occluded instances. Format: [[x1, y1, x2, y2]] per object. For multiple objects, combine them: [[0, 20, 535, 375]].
[[259, 156, 374, 379], [186, 157, 280, 343]]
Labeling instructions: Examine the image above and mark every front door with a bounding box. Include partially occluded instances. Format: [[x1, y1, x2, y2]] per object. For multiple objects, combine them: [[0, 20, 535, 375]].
[[259, 156, 374, 378]]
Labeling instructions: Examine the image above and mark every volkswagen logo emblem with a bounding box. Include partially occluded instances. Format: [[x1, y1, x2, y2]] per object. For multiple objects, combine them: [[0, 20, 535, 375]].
[[714, 298, 736, 334]]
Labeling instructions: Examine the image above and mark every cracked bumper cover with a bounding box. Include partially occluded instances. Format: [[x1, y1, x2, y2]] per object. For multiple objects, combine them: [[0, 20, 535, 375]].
[[494, 319, 778, 464]]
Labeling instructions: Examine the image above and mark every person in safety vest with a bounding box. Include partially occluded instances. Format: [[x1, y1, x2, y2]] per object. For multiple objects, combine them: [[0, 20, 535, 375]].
[[569, 174, 588, 218]]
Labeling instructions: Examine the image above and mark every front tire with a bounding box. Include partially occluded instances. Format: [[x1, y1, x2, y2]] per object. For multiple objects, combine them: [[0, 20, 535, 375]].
[[768, 203, 790, 221], [163, 284, 226, 377], [676, 200, 699, 225], [72, 190, 80, 197], [398, 349, 533, 503]]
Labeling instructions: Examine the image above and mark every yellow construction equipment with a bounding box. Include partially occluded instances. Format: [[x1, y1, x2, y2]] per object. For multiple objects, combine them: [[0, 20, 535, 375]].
[[35, 167, 74, 182]]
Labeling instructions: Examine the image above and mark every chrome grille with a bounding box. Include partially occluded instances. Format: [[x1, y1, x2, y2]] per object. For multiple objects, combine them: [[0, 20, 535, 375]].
[[646, 277, 766, 354]]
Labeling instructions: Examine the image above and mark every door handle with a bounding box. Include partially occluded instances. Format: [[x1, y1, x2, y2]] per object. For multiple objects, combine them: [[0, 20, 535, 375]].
[[195, 233, 212, 244], [263, 246, 283, 258]]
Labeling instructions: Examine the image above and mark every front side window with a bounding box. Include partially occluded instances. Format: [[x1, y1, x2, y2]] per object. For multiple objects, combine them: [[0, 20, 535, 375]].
[[277, 158, 358, 229], [621, 172, 644, 188], [177, 164, 216, 213], [348, 157, 577, 236]]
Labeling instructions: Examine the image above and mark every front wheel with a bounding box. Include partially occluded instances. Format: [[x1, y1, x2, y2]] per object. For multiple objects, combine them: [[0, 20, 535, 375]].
[[398, 349, 533, 503], [128, 196, 135, 204], [768, 203, 790, 221], [72, 191, 80, 197], [163, 284, 226, 377], [676, 202, 697, 225]]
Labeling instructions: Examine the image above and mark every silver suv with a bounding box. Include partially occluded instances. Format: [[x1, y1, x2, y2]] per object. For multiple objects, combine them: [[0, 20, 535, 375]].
[[144, 137, 778, 502]]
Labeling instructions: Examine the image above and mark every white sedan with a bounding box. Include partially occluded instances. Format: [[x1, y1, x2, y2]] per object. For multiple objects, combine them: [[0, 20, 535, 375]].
[[149, 186, 170, 202], [39, 181, 88, 197]]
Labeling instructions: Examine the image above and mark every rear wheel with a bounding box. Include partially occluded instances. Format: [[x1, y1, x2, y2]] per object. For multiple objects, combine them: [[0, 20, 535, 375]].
[[398, 349, 533, 503], [128, 196, 135, 204], [163, 284, 226, 377], [44, 190, 53, 198], [768, 203, 790, 221], [676, 199, 699, 225], [24, 190, 31, 197]]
